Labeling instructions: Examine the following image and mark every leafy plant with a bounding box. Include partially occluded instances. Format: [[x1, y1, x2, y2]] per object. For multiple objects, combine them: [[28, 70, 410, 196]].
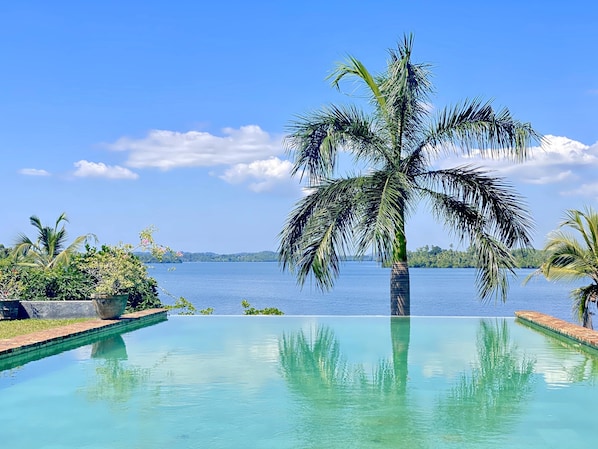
[[74, 245, 161, 311], [164, 296, 198, 315], [78, 245, 147, 296], [241, 299, 284, 315], [18, 265, 94, 301]]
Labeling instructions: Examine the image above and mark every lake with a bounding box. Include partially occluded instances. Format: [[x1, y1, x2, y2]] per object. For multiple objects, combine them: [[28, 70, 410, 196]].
[[147, 262, 584, 323]]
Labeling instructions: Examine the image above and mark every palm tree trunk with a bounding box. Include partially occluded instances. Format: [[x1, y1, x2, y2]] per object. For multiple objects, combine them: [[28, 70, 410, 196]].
[[390, 222, 410, 316], [390, 261, 410, 315], [390, 317, 410, 393]]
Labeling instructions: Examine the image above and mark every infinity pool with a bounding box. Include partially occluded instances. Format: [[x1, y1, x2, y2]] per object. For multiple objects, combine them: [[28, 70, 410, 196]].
[[1, 316, 596, 448]]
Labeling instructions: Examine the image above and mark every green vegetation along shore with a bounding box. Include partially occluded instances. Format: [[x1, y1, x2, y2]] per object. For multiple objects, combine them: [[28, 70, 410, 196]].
[[140, 246, 544, 268]]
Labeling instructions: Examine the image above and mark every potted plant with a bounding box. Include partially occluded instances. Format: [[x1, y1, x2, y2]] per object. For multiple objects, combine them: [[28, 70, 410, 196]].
[[81, 245, 148, 320]]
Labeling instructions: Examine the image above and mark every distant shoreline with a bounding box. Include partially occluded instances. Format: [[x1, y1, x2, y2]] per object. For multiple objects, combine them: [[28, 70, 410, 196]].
[[137, 246, 543, 268]]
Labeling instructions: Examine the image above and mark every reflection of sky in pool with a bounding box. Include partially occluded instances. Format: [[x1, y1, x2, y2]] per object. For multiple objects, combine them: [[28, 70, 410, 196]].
[[1, 316, 596, 448]]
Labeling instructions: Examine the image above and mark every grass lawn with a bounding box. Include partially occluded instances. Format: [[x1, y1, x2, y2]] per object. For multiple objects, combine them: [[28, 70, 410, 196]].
[[0, 318, 92, 339]]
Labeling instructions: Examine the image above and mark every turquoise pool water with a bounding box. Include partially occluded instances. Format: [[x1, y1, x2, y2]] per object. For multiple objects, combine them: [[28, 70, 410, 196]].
[[1, 316, 597, 448]]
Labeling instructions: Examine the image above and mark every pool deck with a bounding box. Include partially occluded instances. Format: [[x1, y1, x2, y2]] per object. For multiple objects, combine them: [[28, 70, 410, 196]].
[[0, 308, 167, 360], [515, 310, 598, 351]]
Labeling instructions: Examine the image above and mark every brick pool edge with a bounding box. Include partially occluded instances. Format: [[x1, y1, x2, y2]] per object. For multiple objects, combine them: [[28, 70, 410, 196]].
[[0, 308, 168, 361], [515, 310, 598, 351]]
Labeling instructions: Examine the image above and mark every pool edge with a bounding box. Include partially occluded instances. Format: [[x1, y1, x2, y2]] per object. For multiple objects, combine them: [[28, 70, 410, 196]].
[[515, 310, 598, 351], [0, 308, 168, 361]]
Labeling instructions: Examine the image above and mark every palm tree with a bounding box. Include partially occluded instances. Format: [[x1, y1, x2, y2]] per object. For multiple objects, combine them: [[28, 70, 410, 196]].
[[526, 208, 598, 328], [13, 212, 95, 269], [279, 35, 540, 315]]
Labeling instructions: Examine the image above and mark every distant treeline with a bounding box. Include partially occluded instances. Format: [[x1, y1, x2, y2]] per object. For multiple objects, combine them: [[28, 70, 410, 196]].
[[406, 245, 544, 269], [136, 246, 545, 268]]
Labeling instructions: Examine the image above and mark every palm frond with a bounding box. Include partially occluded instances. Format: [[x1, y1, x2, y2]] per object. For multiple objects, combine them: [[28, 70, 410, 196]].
[[49, 233, 97, 269], [420, 180, 524, 302], [278, 177, 364, 290], [473, 235, 517, 302], [419, 166, 534, 248], [421, 189, 484, 243], [422, 98, 542, 162], [540, 231, 597, 282], [421, 187, 515, 303], [570, 285, 598, 327], [285, 105, 384, 183], [354, 170, 411, 265], [560, 208, 598, 259], [380, 35, 433, 151], [328, 55, 386, 111]]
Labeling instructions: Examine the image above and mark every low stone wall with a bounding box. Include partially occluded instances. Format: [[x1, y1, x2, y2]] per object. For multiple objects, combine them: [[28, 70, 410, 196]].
[[515, 310, 598, 351], [19, 300, 97, 319]]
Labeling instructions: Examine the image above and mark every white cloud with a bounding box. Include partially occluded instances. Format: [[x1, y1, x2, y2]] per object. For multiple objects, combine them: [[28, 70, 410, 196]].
[[18, 168, 50, 176], [220, 157, 294, 193], [562, 182, 598, 197], [436, 135, 598, 185], [73, 160, 139, 180], [108, 125, 283, 170], [526, 170, 575, 185]]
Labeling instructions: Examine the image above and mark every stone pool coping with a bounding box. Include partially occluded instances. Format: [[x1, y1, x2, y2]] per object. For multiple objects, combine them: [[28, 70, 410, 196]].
[[515, 310, 598, 351], [0, 308, 167, 360]]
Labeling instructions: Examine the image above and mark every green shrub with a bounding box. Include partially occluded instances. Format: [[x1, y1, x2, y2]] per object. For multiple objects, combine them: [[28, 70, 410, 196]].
[[74, 245, 162, 312], [17, 265, 93, 301], [241, 300, 284, 315]]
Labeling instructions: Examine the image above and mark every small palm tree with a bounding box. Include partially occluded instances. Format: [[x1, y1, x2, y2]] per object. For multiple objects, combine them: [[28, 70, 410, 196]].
[[279, 35, 540, 315], [526, 208, 598, 328], [13, 212, 95, 269]]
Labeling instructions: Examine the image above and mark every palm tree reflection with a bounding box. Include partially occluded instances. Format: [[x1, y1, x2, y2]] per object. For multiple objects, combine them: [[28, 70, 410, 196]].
[[278, 318, 426, 448], [436, 319, 535, 441], [279, 318, 537, 447]]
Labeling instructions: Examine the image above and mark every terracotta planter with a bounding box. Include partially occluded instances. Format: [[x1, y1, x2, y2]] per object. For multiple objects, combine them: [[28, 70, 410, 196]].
[[91, 294, 128, 320], [0, 299, 20, 320]]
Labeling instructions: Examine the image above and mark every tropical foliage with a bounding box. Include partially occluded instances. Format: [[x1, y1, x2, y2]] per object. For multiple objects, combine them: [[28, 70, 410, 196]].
[[279, 35, 540, 315], [13, 212, 95, 269], [526, 208, 598, 328], [1, 216, 164, 312], [17, 265, 94, 301], [241, 299, 284, 315]]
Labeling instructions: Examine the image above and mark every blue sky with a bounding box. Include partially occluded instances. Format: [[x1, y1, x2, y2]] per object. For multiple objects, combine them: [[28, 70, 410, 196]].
[[1, 1, 597, 253]]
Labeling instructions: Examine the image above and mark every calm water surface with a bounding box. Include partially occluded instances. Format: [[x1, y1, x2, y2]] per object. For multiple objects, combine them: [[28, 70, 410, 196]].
[[1, 316, 597, 448], [149, 262, 579, 322]]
